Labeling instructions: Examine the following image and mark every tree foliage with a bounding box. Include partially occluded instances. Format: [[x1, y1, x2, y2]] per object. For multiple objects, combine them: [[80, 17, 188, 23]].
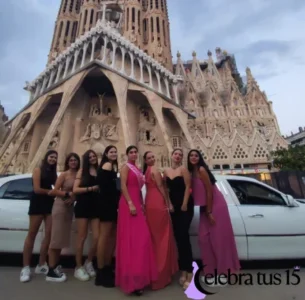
[[271, 145, 305, 171]]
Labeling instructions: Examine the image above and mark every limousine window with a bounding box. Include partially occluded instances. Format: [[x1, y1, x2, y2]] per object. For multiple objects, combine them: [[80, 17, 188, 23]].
[[227, 179, 285, 206], [0, 178, 33, 200]]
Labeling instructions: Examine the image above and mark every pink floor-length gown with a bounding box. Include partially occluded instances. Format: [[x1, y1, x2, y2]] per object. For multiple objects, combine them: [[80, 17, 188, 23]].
[[145, 166, 178, 290], [115, 163, 158, 293], [192, 177, 240, 276]]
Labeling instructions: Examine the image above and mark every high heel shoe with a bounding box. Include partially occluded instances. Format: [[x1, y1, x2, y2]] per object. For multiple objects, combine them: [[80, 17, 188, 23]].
[[179, 275, 186, 286], [132, 289, 143, 296]]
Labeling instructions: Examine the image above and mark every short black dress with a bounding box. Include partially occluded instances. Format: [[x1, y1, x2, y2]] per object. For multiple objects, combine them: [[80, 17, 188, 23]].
[[74, 174, 99, 219], [28, 169, 57, 215], [96, 168, 120, 222]]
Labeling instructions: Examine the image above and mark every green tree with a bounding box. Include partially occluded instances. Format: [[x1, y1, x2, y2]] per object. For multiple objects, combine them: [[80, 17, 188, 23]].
[[271, 145, 305, 171]]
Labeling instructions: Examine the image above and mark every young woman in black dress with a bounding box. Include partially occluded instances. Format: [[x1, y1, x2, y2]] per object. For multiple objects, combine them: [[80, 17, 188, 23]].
[[163, 148, 194, 290], [95, 145, 120, 287], [73, 150, 100, 281], [20, 150, 58, 283]]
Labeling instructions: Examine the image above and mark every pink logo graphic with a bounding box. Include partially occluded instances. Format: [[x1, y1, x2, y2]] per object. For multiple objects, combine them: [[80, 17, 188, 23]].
[[184, 261, 206, 299]]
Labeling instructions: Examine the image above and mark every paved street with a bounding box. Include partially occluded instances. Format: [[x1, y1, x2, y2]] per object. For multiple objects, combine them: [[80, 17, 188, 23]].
[[1, 267, 304, 300]]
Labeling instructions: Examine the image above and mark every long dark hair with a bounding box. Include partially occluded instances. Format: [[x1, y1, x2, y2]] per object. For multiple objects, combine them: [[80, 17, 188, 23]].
[[40, 150, 58, 183], [64, 153, 80, 172], [187, 149, 216, 185], [126, 145, 138, 155], [81, 150, 98, 186], [100, 145, 118, 172], [143, 151, 152, 174]]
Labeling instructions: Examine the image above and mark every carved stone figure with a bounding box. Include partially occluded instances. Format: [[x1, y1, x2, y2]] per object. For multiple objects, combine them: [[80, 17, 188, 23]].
[[48, 131, 60, 149], [90, 104, 101, 118], [103, 124, 119, 141], [91, 123, 101, 140], [129, 29, 137, 44], [80, 124, 91, 142]]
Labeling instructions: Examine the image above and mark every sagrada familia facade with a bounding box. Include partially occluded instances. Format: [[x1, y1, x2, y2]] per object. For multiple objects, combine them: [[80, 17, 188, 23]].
[[0, 0, 287, 174]]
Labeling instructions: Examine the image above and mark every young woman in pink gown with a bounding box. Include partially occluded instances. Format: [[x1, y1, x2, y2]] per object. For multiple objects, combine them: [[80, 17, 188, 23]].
[[188, 149, 240, 283], [143, 151, 178, 290], [116, 146, 157, 295]]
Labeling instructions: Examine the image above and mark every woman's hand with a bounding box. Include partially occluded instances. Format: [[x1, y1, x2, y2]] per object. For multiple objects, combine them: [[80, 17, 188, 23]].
[[168, 203, 174, 212], [181, 203, 187, 212], [128, 202, 137, 216], [65, 192, 75, 206], [92, 185, 99, 192], [207, 213, 216, 225]]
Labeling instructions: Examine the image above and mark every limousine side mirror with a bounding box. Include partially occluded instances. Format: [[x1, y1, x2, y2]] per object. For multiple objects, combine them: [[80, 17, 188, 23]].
[[286, 194, 297, 207]]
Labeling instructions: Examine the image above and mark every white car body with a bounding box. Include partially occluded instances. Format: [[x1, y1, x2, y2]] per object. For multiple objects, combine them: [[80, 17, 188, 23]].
[[0, 174, 305, 260]]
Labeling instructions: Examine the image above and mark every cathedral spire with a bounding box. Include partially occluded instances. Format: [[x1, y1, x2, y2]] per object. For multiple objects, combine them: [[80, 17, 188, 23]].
[[48, 0, 81, 65], [142, 0, 173, 71]]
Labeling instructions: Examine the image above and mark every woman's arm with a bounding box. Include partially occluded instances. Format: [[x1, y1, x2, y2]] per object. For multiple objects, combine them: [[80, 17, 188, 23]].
[[181, 167, 191, 209], [152, 167, 170, 206], [198, 167, 213, 214], [32, 168, 51, 195], [73, 169, 95, 194], [48, 173, 69, 198], [162, 168, 173, 207], [120, 164, 134, 205]]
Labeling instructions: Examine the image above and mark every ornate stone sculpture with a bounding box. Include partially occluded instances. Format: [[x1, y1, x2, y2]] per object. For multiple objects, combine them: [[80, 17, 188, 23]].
[[48, 130, 60, 149], [80, 124, 91, 142], [102, 124, 119, 141]]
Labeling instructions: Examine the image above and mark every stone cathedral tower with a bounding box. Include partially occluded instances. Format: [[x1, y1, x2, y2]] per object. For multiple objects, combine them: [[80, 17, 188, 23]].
[[0, 0, 287, 175], [48, 0, 173, 71]]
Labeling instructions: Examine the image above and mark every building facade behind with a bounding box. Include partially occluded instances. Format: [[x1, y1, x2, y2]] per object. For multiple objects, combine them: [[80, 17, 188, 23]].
[[285, 127, 305, 146]]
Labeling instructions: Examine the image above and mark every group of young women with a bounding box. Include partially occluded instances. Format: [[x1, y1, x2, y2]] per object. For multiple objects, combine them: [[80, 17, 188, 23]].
[[19, 145, 240, 295]]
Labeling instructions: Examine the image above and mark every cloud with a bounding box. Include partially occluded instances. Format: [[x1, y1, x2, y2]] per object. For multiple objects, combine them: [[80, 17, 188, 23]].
[[0, 0, 304, 136]]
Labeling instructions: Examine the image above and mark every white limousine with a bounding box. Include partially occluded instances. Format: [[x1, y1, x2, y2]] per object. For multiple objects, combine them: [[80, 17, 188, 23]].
[[0, 174, 305, 260]]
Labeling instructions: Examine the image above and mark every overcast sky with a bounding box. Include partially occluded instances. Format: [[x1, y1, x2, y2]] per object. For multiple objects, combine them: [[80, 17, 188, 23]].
[[0, 0, 304, 136]]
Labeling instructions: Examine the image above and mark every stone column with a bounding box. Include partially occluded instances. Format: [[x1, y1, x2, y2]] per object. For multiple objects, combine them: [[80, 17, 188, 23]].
[[28, 123, 44, 162], [28, 70, 88, 172], [102, 69, 131, 147], [73, 117, 82, 151], [57, 110, 73, 171]]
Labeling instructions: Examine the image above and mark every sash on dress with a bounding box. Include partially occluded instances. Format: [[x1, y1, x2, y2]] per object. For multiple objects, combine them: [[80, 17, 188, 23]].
[[127, 163, 145, 189]]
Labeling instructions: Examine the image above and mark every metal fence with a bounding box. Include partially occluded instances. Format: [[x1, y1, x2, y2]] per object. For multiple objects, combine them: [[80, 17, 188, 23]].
[[238, 171, 305, 199]]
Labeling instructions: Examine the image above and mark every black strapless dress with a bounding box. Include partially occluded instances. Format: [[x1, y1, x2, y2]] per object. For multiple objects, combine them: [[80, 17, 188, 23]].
[[166, 176, 194, 273], [96, 168, 120, 222], [74, 174, 99, 219]]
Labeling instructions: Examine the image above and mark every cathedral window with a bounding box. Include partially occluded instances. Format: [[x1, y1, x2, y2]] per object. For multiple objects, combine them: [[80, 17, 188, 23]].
[[155, 0, 159, 9], [156, 17, 160, 33], [161, 0, 164, 11], [71, 22, 78, 42], [65, 21, 70, 37], [23, 142, 30, 153], [132, 8, 135, 23], [146, 131, 151, 141], [150, 0, 153, 9], [162, 20, 167, 45], [254, 144, 267, 159], [172, 136, 182, 148], [63, 0, 68, 13], [84, 10, 88, 27], [75, 0, 81, 13], [233, 144, 248, 159], [212, 145, 227, 160], [138, 10, 141, 32], [126, 8, 129, 31], [90, 9, 94, 25], [151, 17, 154, 33], [69, 0, 74, 12]]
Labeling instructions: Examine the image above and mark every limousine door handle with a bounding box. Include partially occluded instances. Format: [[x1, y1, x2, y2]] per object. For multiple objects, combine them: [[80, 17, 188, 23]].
[[248, 214, 264, 218]]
